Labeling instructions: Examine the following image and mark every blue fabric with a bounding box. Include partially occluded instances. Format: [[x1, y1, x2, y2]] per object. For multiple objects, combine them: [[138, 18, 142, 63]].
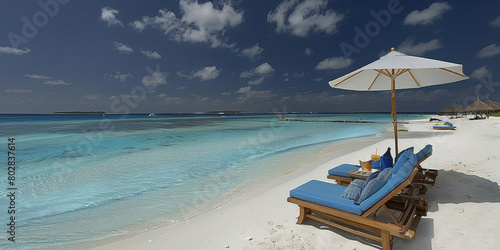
[[290, 155, 417, 215], [290, 180, 364, 215], [357, 154, 417, 210], [328, 164, 359, 177], [342, 179, 365, 200], [354, 168, 392, 205], [377, 167, 393, 181], [392, 147, 414, 175], [394, 154, 418, 180], [354, 178, 387, 205], [381, 147, 393, 170], [416, 145, 432, 162], [364, 171, 380, 185]]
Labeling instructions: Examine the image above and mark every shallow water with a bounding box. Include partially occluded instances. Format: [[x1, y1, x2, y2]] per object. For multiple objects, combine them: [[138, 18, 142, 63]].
[[0, 113, 425, 249]]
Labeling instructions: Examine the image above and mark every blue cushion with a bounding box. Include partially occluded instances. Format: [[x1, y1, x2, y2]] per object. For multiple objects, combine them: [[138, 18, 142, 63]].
[[364, 171, 380, 185], [357, 155, 416, 210], [377, 167, 393, 181], [392, 147, 414, 175], [342, 179, 365, 200], [394, 147, 414, 165], [395, 154, 418, 180], [416, 145, 432, 162], [354, 168, 392, 205], [290, 180, 364, 215], [328, 164, 359, 177]]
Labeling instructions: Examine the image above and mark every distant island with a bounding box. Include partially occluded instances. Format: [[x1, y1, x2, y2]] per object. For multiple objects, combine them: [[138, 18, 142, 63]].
[[54, 111, 106, 116], [204, 111, 246, 114]]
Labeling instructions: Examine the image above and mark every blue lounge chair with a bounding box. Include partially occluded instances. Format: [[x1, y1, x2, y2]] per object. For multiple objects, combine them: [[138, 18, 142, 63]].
[[288, 148, 425, 250], [327, 145, 435, 187]]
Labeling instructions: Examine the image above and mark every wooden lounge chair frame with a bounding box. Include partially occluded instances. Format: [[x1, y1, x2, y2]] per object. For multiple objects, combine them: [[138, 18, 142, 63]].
[[288, 154, 426, 250]]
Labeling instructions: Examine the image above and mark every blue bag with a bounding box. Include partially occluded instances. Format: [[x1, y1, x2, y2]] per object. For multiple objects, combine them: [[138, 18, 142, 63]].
[[380, 147, 393, 170]]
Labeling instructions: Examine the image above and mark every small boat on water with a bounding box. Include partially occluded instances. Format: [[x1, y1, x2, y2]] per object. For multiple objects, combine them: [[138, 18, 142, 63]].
[[148, 113, 155, 117], [433, 121, 456, 130]]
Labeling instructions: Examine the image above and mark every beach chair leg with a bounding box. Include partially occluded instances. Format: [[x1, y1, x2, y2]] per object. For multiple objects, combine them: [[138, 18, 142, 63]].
[[297, 207, 309, 224], [381, 231, 393, 250]]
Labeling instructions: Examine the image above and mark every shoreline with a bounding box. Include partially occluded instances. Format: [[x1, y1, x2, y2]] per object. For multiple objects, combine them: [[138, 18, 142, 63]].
[[95, 116, 500, 249], [88, 133, 387, 249]]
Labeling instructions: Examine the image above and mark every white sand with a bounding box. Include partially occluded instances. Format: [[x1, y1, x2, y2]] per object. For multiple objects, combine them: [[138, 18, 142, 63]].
[[94, 117, 500, 250]]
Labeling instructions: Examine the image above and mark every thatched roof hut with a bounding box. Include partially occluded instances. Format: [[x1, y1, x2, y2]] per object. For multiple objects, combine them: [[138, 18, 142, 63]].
[[442, 102, 465, 116], [484, 98, 500, 111], [465, 98, 495, 117]]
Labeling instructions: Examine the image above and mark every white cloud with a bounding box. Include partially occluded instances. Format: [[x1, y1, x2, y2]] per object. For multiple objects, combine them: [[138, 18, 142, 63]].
[[113, 41, 133, 54], [241, 43, 264, 60], [241, 63, 275, 78], [315, 56, 353, 70], [240, 63, 275, 85], [24, 74, 51, 80], [158, 95, 184, 105], [142, 71, 167, 87], [403, 2, 452, 25], [24, 74, 71, 85], [141, 49, 162, 59], [105, 71, 133, 82], [100, 7, 123, 27], [248, 76, 265, 86], [491, 15, 500, 27], [44, 79, 71, 85], [130, 20, 146, 31], [84, 94, 102, 101], [130, 0, 243, 48], [235, 86, 276, 102], [178, 66, 221, 81], [115, 72, 132, 82], [237, 89, 277, 102], [236, 86, 251, 94], [194, 66, 220, 81], [471, 66, 492, 79], [0, 46, 30, 55], [6, 89, 33, 94], [397, 39, 442, 56], [476, 44, 500, 58], [267, 0, 344, 37], [304, 48, 313, 56]]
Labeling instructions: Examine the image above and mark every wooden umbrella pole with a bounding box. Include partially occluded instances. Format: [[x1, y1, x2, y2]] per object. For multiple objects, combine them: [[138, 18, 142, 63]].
[[391, 71, 399, 154]]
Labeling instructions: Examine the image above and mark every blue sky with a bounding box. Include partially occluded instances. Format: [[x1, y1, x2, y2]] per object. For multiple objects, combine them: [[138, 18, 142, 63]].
[[1, 0, 499, 114]]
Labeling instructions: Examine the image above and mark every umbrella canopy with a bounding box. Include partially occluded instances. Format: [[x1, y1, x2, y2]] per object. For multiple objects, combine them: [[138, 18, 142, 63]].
[[484, 98, 500, 111], [329, 48, 469, 153], [465, 98, 495, 113]]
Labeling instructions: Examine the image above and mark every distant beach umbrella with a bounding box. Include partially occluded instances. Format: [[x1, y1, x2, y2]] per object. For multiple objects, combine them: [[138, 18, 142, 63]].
[[329, 48, 469, 153], [442, 102, 465, 116], [484, 98, 500, 111], [465, 97, 495, 115]]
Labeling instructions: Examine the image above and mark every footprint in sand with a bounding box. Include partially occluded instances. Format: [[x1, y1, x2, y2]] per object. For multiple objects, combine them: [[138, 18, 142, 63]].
[[276, 225, 285, 230]]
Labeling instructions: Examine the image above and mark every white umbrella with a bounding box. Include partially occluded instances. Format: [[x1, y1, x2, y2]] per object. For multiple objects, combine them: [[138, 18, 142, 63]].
[[329, 48, 469, 153]]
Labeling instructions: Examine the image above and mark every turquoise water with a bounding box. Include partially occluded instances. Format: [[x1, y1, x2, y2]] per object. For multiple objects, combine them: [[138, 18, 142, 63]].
[[0, 113, 424, 249]]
